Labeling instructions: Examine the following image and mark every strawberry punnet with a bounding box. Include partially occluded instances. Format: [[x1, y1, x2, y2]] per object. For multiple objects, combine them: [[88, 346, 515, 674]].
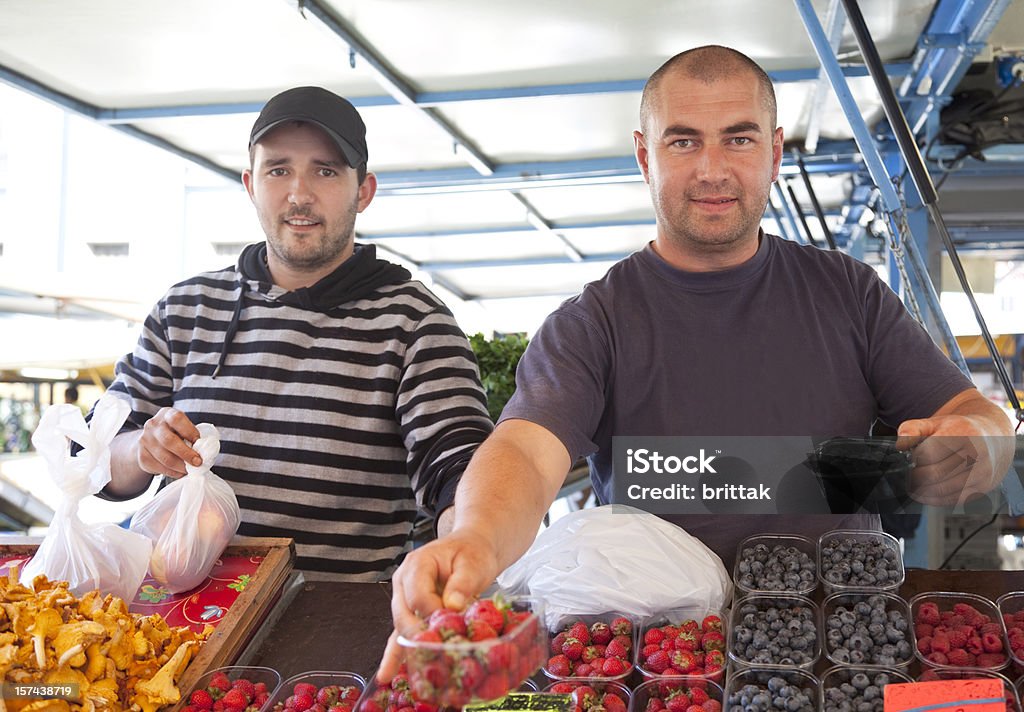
[[546, 616, 634, 679]]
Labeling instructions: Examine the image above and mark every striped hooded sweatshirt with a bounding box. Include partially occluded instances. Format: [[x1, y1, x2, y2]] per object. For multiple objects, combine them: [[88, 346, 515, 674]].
[[103, 242, 493, 581]]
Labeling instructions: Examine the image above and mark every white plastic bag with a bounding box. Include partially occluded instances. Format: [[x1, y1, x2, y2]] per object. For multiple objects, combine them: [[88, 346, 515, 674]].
[[21, 396, 154, 602], [129, 423, 241, 593], [496, 505, 732, 629]]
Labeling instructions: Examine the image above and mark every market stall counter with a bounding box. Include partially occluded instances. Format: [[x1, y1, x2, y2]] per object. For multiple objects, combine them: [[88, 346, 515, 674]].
[[239, 569, 1024, 681]]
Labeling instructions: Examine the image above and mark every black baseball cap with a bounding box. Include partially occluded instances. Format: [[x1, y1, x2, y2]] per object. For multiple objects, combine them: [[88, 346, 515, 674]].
[[249, 86, 368, 168]]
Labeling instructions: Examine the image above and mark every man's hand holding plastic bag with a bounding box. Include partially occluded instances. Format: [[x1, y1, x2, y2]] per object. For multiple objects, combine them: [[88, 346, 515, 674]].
[[130, 423, 241, 593], [21, 396, 153, 602]]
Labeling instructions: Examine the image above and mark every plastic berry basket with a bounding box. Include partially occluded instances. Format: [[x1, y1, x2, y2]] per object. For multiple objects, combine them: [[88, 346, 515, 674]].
[[542, 679, 632, 709], [909, 590, 1012, 673], [820, 665, 912, 711], [397, 595, 547, 707], [185, 666, 282, 709], [917, 667, 1022, 712], [728, 593, 820, 671], [817, 529, 905, 596], [997, 592, 1024, 673], [627, 676, 724, 712], [820, 590, 914, 669], [634, 606, 728, 682], [265, 671, 366, 712], [733, 534, 817, 596], [724, 667, 821, 712], [542, 610, 636, 682]]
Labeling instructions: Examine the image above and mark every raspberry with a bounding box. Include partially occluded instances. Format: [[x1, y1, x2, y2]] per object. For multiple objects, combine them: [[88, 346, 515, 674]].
[[977, 652, 1007, 667], [947, 649, 972, 666], [917, 603, 941, 626], [930, 633, 951, 654], [915, 623, 934, 638], [917, 636, 932, 655], [982, 632, 1004, 653], [946, 629, 968, 648], [926, 651, 949, 665]]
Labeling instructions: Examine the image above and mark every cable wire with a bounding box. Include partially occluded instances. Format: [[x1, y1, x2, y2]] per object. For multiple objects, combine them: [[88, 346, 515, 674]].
[[939, 511, 1000, 569]]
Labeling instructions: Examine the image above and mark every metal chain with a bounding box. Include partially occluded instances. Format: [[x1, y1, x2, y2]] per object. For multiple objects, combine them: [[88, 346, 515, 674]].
[[883, 196, 926, 326]]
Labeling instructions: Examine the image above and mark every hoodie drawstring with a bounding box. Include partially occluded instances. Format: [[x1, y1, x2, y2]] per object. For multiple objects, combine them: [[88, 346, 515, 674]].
[[212, 281, 248, 379]]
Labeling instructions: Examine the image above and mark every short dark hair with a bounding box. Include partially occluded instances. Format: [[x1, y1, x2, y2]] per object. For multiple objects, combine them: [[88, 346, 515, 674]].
[[248, 121, 369, 184], [640, 45, 778, 134], [65, 385, 79, 401]]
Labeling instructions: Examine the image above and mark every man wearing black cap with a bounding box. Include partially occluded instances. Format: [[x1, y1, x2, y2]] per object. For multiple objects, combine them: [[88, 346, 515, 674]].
[[101, 87, 494, 582]]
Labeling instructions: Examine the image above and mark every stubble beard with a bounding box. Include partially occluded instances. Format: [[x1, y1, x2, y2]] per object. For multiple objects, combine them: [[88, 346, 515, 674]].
[[262, 195, 359, 273], [656, 181, 771, 255]]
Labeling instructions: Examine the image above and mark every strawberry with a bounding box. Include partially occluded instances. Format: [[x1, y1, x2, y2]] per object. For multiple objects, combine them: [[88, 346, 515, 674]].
[[330, 705, 353, 712], [670, 649, 697, 673], [582, 645, 603, 663], [181, 706, 198, 712], [468, 620, 498, 641], [547, 654, 572, 677], [567, 621, 591, 645], [573, 663, 594, 678], [701, 615, 723, 633], [571, 686, 598, 709], [551, 631, 569, 655], [232, 679, 256, 703], [673, 631, 697, 651], [590, 622, 613, 645], [475, 673, 508, 702], [550, 683, 577, 694], [644, 627, 666, 646], [191, 690, 215, 710], [603, 694, 627, 712], [602, 658, 627, 676], [685, 706, 705, 712], [641, 643, 661, 659], [689, 689, 710, 706], [287, 694, 316, 712], [645, 699, 666, 712], [563, 637, 585, 660], [213, 700, 225, 711], [665, 691, 691, 712], [702, 702, 721, 712], [645, 649, 672, 674], [610, 617, 632, 637], [465, 599, 506, 635], [661, 625, 680, 640], [294, 684, 319, 700], [315, 686, 339, 707], [221, 689, 249, 711], [704, 661, 724, 680], [427, 609, 467, 639], [455, 656, 484, 691], [412, 629, 443, 644], [604, 638, 629, 660], [704, 649, 725, 667], [611, 634, 632, 652], [700, 631, 725, 652]]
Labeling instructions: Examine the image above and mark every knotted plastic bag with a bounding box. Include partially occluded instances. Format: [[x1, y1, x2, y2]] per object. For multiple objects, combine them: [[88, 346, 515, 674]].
[[129, 423, 241, 593], [21, 396, 153, 602], [496, 505, 732, 629]]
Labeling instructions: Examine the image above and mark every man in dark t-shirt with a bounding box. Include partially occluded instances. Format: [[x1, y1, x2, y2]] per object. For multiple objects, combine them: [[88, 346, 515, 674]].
[[378, 46, 1015, 678]]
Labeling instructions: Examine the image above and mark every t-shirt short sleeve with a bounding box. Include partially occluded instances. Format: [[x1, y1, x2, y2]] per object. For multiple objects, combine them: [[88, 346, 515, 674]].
[[499, 306, 609, 460]]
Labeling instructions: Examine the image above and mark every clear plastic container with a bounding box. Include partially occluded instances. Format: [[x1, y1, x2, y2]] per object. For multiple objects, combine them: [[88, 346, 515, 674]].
[[806, 436, 914, 515], [909, 591, 1011, 672], [723, 667, 821, 712], [820, 665, 912, 711], [817, 529, 905, 595], [634, 606, 727, 682], [627, 677, 724, 712], [820, 590, 914, 669], [733, 534, 817, 596], [185, 665, 282, 709], [998, 592, 1024, 674], [266, 671, 365, 711], [728, 593, 820, 670], [917, 667, 1021, 712], [542, 679, 631, 711], [542, 611, 635, 682], [397, 596, 547, 707]]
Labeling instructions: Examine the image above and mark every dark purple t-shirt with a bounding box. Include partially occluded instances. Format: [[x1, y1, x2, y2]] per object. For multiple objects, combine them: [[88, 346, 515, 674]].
[[501, 233, 972, 568]]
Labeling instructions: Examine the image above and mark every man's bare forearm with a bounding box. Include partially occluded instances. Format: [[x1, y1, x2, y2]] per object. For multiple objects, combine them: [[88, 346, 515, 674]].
[[451, 419, 570, 572], [106, 429, 155, 499]]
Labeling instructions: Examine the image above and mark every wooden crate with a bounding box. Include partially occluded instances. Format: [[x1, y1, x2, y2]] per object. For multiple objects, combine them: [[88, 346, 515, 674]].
[[0, 535, 294, 704]]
